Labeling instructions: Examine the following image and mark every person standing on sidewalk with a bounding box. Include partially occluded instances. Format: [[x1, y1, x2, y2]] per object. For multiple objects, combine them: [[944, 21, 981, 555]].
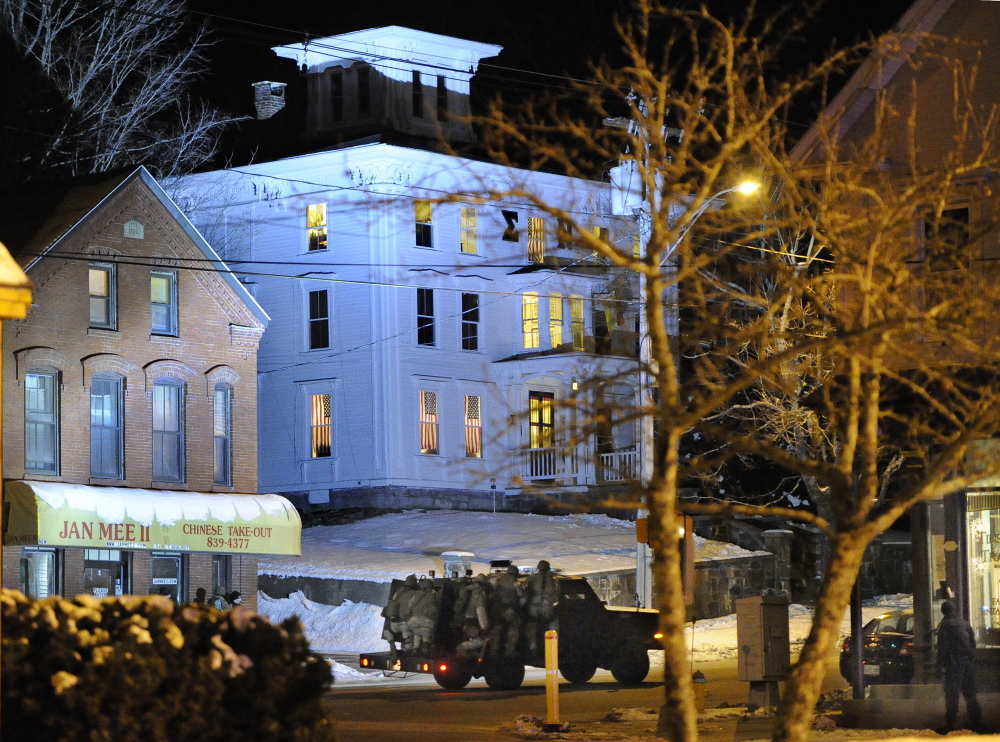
[[936, 600, 983, 732]]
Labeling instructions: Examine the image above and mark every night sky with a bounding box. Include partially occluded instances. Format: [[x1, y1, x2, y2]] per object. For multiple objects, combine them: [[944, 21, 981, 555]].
[[188, 0, 917, 125]]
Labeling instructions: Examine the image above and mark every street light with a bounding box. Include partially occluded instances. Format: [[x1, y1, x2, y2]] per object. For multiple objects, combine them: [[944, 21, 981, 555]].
[[634, 180, 759, 608]]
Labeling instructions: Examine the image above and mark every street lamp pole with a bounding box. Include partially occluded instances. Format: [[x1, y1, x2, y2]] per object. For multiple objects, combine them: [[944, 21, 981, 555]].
[[634, 181, 759, 608]]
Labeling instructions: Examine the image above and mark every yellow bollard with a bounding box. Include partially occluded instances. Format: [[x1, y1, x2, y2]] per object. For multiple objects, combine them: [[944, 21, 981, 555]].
[[692, 670, 707, 712], [544, 630, 560, 731]]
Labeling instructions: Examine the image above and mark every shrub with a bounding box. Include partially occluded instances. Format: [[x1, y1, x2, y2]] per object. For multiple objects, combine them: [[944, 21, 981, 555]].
[[1, 589, 335, 742]]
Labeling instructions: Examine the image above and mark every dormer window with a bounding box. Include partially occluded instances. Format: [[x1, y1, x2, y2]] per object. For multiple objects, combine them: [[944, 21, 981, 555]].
[[415, 200, 433, 247], [357, 66, 371, 116], [437, 76, 448, 120], [330, 71, 344, 122], [412, 70, 424, 118], [308, 203, 327, 251]]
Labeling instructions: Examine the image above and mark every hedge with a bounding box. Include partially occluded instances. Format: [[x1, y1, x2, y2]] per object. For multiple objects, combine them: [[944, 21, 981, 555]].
[[1, 589, 335, 742]]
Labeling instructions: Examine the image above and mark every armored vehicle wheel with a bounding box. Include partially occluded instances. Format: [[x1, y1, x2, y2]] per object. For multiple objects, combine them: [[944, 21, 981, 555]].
[[560, 659, 597, 685], [483, 659, 525, 690], [433, 662, 474, 690], [610, 644, 650, 686]]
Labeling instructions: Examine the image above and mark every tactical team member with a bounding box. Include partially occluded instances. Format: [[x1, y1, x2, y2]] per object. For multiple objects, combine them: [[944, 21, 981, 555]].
[[489, 565, 524, 658], [456, 574, 491, 657], [525, 559, 558, 653], [382, 574, 418, 660], [936, 600, 983, 733], [408, 578, 440, 654]]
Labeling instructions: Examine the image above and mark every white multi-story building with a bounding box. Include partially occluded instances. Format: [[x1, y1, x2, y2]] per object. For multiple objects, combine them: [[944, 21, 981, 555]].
[[175, 27, 643, 512]]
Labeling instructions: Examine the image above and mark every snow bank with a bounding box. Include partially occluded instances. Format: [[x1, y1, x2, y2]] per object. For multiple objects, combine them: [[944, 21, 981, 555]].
[[257, 591, 385, 653]]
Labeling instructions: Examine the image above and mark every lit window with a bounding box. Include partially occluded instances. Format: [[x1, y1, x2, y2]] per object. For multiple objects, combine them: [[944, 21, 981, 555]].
[[437, 75, 448, 120], [420, 391, 439, 454], [308, 289, 330, 350], [549, 293, 563, 348], [460, 207, 477, 254], [570, 295, 585, 351], [357, 66, 371, 116], [150, 271, 178, 336], [330, 70, 344, 122], [592, 225, 609, 242], [152, 381, 184, 482], [89, 264, 115, 330], [90, 375, 122, 479], [213, 386, 232, 485], [633, 233, 642, 258], [25, 371, 58, 474], [310, 394, 332, 458], [461, 293, 479, 351], [307, 203, 327, 251], [522, 292, 540, 349], [415, 200, 433, 247], [529, 391, 554, 449], [417, 288, 435, 346], [528, 216, 545, 263], [502, 210, 519, 242], [412, 70, 423, 118], [465, 395, 482, 458]]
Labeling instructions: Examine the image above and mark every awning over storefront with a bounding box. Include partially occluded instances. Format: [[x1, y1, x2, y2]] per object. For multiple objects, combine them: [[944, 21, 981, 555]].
[[3, 481, 301, 556]]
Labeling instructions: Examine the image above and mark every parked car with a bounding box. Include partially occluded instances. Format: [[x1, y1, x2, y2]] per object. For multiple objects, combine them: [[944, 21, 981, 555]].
[[839, 609, 914, 684]]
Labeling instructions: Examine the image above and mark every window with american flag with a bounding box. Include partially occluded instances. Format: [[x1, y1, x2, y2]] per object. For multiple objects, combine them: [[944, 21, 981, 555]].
[[310, 394, 332, 458], [420, 390, 439, 454], [528, 216, 546, 263], [465, 395, 482, 458]]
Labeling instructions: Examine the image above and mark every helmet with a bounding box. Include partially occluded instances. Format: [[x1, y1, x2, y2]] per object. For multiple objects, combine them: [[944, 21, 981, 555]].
[[537, 560, 551, 572]]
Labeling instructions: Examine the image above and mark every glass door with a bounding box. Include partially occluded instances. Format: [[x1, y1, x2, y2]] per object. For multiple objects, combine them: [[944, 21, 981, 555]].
[[150, 552, 186, 601]]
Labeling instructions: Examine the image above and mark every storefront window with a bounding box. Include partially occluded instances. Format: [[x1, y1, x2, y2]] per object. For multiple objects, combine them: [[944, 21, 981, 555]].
[[150, 552, 186, 602], [84, 549, 130, 598], [212, 554, 231, 595], [20, 547, 60, 598], [966, 493, 1000, 646]]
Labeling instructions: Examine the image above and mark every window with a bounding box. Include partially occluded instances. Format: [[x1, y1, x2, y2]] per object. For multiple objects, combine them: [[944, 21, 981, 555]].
[[308, 289, 330, 350], [925, 206, 970, 272], [150, 271, 178, 336], [502, 210, 520, 242], [461, 293, 480, 351], [24, 371, 58, 474], [212, 554, 231, 595], [90, 375, 123, 479], [152, 381, 184, 482], [557, 218, 573, 249], [415, 200, 433, 247], [307, 203, 328, 251], [412, 70, 423, 117], [570, 295, 585, 351], [417, 288, 435, 346], [593, 301, 610, 352], [213, 386, 232, 485], [465, 395, 482, 458], [592, 225, 609, 243], [437, 75, 448, 120], [357, 66, 371, 116], [419, 390, 439, 454], [89, 264, 116, 330], [149, 552, 184, 601], [632, 233, 642, 258], [310, 393, 331, 458], [460, 207, 477, 254], [549, 293, 564, 347], [20, 548, 59, 599], [522, 292, 540, 349], [330, 70, 344, 121], [529, 391, 554, 449], [528, 216, 546, 263]]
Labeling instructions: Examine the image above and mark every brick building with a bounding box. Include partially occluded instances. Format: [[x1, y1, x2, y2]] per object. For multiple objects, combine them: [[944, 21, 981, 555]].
[[0, 167, 300, 608]]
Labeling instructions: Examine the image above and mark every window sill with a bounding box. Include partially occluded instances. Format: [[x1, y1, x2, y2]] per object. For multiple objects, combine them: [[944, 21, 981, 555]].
[[150, 481, 188, 490], [304, 248, 329, 255], [89, 477, 125, 486], [413, 244, 437, 250], [211, 484, 235, 492], [88, 327, 119, 338], [149, 333, 180, 343]]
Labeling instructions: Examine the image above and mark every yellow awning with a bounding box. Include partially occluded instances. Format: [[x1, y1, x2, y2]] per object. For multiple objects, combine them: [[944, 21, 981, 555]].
[[3, 481, 301, 556]]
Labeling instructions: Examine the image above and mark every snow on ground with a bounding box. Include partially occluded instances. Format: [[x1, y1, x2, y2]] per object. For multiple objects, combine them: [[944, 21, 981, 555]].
[[257, 590, 385, 653], [259, 509, 769, 582]]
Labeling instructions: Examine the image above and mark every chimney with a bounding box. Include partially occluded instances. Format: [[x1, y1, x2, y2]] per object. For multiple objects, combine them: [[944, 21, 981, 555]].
[[253, 81, 286, 120]]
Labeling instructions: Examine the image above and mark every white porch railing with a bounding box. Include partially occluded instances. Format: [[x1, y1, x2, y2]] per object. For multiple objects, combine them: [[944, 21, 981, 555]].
[[520, 446, 639, 484], [597, 449, 639, 482]]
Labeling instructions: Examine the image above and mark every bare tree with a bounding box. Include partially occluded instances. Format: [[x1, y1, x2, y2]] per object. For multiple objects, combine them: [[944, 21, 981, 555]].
[[472, 3, 1000, 742], [0, 0, 239, 186]]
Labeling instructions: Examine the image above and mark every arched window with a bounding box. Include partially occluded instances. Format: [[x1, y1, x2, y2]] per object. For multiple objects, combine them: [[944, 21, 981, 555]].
[[152, 379, 184, 482], [213, 384, 232, 485], [91, 374, 123, 479]]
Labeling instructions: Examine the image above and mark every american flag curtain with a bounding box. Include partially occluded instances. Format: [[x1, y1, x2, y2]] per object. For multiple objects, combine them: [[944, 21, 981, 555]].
[[311, 393, 331, 458], [465, 395, 482, 458], [420, 391, 439, 454], [528, 216, 545, 263]]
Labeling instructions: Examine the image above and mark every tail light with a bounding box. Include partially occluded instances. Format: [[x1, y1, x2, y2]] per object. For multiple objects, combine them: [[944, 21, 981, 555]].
[[438, 663, 449, 673], [360, 658, 369, 667], [899, 639, 913, 656], [421, 663, 431, 672], [842, 638, 851, 652], [654, 632, 664, 640]]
